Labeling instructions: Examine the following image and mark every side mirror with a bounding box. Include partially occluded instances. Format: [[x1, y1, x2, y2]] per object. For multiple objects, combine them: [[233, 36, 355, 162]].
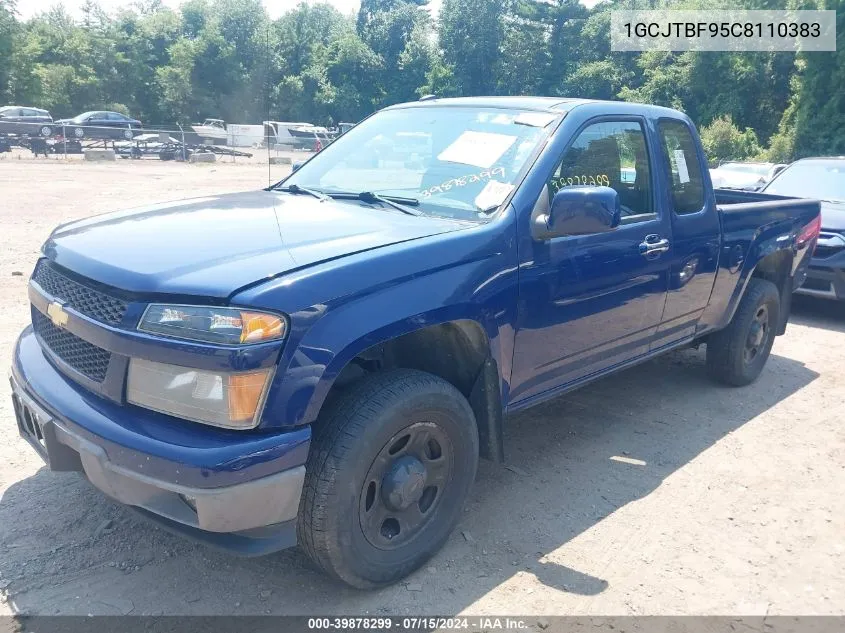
[[291, 161, 304, 173], [532, 186, 621, 240]]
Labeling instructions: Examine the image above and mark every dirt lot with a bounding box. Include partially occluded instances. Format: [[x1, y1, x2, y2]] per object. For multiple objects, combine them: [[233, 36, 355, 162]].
[[0, 155, 843, 617]]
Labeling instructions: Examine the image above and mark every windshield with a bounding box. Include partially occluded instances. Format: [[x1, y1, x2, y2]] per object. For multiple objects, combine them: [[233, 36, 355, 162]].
[[765, 160, 845, 201], [719, 162, 770, 176], [73, 111, 96, 122], [280, 106, 558, 220]]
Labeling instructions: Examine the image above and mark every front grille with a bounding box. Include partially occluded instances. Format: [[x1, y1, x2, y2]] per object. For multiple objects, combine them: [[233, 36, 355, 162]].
[[32, 310, 111, 382], [31, 259, 128, 326]]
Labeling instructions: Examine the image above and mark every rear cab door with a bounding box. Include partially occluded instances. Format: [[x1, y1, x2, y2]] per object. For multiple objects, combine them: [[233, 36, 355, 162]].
[[650, 117, 721, 349]]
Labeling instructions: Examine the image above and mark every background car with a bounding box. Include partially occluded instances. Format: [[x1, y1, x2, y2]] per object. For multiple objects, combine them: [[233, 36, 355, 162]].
[[54, 111, 142, 140], [763, 157, 845, 301], [0, 106, 54, 137], [709, 161, 785, 191]]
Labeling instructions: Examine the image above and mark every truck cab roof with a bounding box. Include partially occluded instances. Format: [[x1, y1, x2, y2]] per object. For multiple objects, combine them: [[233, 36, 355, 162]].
[[385, 95, 689, 120]]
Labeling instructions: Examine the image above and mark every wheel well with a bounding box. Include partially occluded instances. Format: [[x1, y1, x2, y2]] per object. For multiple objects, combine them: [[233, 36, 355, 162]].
[[326, 320, 505, 462], [751, 250, 791, 334]]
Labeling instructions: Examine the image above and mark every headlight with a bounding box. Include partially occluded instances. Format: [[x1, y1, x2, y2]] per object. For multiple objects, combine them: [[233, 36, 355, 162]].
[[127, 358, 274, 429], [139, 304, 287, 345]]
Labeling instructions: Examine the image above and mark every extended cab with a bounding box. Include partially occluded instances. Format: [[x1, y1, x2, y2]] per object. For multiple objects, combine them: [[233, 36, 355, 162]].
[[10, 97, 820, 588]]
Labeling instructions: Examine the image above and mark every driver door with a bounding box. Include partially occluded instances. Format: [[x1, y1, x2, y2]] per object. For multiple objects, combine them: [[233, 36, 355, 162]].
[[510, 118, 672, 404]]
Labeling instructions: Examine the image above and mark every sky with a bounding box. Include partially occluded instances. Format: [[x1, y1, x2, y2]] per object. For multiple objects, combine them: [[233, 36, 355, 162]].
[[15, 0, 441, 20]]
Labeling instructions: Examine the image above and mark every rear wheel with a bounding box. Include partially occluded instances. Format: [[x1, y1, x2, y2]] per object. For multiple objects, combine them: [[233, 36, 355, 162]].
[[298, 369, 479, 588], [706, 278, 780, 386]]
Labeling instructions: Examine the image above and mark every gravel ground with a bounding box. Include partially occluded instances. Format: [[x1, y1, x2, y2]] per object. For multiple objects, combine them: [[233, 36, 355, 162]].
[[0, 156, 843, 617]]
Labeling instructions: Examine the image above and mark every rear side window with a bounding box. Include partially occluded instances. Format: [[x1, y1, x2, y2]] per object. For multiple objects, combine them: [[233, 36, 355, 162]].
[[658, 120, 705, 214]]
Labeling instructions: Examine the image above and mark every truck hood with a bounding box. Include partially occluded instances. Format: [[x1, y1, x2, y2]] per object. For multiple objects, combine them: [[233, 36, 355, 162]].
[[43, 190, 470, 298], [820, 200, 845, 232]]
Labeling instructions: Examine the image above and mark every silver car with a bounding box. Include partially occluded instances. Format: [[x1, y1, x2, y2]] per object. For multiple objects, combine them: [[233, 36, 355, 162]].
[[0, 106, 54, 137]]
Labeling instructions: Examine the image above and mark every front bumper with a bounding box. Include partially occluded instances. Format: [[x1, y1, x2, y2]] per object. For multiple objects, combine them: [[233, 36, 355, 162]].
[[795, 245, 845, 301], [11, 327, 311, 555]]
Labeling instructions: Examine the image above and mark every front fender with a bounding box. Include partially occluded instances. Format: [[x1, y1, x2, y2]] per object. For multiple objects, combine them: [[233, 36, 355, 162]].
[[269, 281, 514, 429], [233, 216, 519, 429]]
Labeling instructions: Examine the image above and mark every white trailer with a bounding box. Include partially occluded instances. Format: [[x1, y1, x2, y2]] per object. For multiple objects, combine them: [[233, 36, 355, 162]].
[[227, 124, 265, 148]]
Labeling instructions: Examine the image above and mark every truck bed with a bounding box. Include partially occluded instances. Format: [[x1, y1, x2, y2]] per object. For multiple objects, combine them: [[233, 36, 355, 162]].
[[715, 188, 820, 233], [716, 187, 819, 210]]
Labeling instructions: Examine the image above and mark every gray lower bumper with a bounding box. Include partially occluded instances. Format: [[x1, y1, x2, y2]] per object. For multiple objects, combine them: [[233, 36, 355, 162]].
[[11, 372, 305, 548], [795, 265, 845, 301]]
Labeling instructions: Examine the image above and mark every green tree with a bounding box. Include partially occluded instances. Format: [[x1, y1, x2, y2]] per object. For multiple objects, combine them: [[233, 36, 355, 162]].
[[699, 115, 762, 165], [784, 0, 845, 157], [320, 32, 384, 121], [0, 0, 18, 103], [0, 0, 825, 143], [358, 1, 430, 105], [438, 0, 504, 96]]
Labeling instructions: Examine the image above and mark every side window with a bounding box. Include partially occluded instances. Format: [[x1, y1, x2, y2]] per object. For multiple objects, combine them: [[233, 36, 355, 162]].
[[658, 120, 705, 214], [549, 120, 654, 219]]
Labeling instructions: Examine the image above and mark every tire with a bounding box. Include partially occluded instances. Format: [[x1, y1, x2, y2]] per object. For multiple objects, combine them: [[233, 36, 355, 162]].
[[39, 125, 53, 137], [298, 369, 479, 588], [73, 127, 84, 139], [706, 278, 780, 387], [123, 128, 133, 140]]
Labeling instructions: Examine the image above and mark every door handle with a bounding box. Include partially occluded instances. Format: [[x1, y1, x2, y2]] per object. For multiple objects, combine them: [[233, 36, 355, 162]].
[[639, 235, 670, 256]]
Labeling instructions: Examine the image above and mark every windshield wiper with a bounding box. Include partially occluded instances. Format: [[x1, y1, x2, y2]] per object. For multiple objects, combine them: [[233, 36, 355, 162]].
[[274, 183, 330, 202], [328, 191, 422, 216]]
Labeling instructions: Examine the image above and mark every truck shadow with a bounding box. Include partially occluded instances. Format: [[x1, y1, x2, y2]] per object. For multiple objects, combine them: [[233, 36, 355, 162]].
[[0, 347, 818, 615]]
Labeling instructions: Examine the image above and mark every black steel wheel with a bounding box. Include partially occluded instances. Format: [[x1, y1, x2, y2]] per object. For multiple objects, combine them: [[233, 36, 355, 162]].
[[298, 369, 478, 588], [707, 277, 780, 386], [359, 422, 453, 550], [743, 304, 770, 365]]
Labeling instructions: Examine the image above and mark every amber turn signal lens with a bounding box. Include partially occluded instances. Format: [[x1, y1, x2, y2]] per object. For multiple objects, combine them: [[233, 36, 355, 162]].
[[240, 311, 286, 343], [228, 369, 273, 423]]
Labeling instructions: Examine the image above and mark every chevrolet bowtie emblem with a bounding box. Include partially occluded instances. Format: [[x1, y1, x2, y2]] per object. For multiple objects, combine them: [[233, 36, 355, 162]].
[[47, 302, 69, 328]]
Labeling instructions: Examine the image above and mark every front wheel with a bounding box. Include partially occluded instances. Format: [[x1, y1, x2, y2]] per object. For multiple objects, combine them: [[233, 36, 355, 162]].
[[706, 278, 780, 386], [39, 125, 53, 137], [298, 369, 479, 588]]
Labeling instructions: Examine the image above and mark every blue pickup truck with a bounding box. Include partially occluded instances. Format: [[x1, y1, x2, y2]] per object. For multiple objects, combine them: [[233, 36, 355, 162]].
[[11, 97, 820, 588]]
